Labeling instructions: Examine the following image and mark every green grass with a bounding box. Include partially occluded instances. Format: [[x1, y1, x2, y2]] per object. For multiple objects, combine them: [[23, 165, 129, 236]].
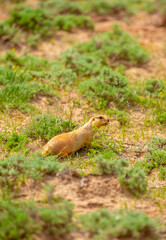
[[61, 50, 103, 77], [53, 14, 94, 31], [108, 109, 130, 126], [74, 24, 149, 66], [0, 65, 51, 112], [24, 113, 75, 141], [79, 68, 138, 109], [0, 113, 75, 154], [1, 51, 78, 87], [0, 153, 61, 193], [0, 131, 27, 152], [94, 151, 148, 196], [60, 25, 149, 112], [61, 24, 149, 79], [0, 51, 79, 111], [0, 5, 94, 46], [134, 137, 166, 176], [0, 82, 48, 112], [94, 156, 129, 175], [80, 208, 159, 239], [134, 77, 166, 125], [9, 6, 94, 32], [83, 0, 136, 15], [40, 0, 83, 15], [0, 199, 74, 240], [156, 112, 166, 124], [144, 78, 165, 96], [118, 167, 148, 196], [158, 166, 166, 180]]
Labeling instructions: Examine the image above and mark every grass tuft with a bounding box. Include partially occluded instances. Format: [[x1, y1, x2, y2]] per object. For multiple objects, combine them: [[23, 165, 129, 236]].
[[79, 208, 159, 239]]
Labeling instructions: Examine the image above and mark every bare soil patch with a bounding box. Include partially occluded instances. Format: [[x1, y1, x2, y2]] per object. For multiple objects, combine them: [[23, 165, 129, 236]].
[[20, 173, 166, 222]]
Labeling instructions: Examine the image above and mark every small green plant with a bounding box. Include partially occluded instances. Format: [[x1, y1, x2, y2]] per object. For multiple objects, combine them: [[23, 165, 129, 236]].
[[79, 208, 159, 239], [118, 167, 148, 196], [134, 137, 166, 177], [0, 5, 94, 46], [8, 7, 54, 36], [94, 156, 128, 175], [1, 131, 27, 152], [0, 153, 62, 191], [156, 112, 166, 124], [53, 14, 94, 31], [61, 50, 103, 77], [0, 82, 48, 111], [134, 160, 153, 174], [40, 0, 83, 15], [144, 78, 165, 96], [94, 152, 147, 196], [83, 0, 136, 15], [79, 68, 137, 109], [1, 51, 78, 87], [75, 24, 149, 65], [0, 113, 75, 154], [159, 166, 166, 180], [24, 114, 75, 141], [4, 0, 25, 2], [107, 108, 130, 126], [0, 66, 51, 112], [0, 199, 74, 240], [0, 200, 39, 240]]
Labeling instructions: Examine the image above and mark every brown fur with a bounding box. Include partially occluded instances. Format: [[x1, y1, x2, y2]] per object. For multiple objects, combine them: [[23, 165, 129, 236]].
[[42, 115, 109, 157]]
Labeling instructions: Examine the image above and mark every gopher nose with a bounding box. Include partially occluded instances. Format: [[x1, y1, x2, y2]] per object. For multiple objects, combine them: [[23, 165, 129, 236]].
[[108, 119, 110, 122]]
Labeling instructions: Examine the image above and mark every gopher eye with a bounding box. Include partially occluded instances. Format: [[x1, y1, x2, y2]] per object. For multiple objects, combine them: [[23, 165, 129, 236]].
[[99, 116, 103, 119]]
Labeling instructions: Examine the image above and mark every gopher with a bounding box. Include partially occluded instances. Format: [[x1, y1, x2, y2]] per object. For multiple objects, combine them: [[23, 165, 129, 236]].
[[42, 115, 109, 157]]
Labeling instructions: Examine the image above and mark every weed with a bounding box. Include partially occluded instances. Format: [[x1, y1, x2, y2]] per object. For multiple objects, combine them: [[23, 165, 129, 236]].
[[153, 186, 166, 199], [156, 112, 166, 124], [80, 208, 159, 239], [76, 24, 149, 65], [0, 153, 62, 192], [0, 200, 39, 240], [24, 114, 75, 141], [1, 51, 78, 87], [0, 6, 94, 46], [3, 0, 25, 2], [0, 199, 74, 240], [93, 151, 147, 196], [61, 50, 103, 76], [94, 156, 128, 175], [158, 166, 166, 180], [84, 0, 136, 15], [8, 7, 54, 36], [1, 131, 27, 152], [3, 51, 51, 71], [107, 108, 130, 126], [0, 83, 48, 112], [26, 34, 41, 47], [79, 68, 137, 109], [0, 65, 52, 111], [53, 14, 94, 31], [40, 0, 83, 15], [134, 137, 166, 177], [118, 167, 148, 196], [144, 78, 165, 96]]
